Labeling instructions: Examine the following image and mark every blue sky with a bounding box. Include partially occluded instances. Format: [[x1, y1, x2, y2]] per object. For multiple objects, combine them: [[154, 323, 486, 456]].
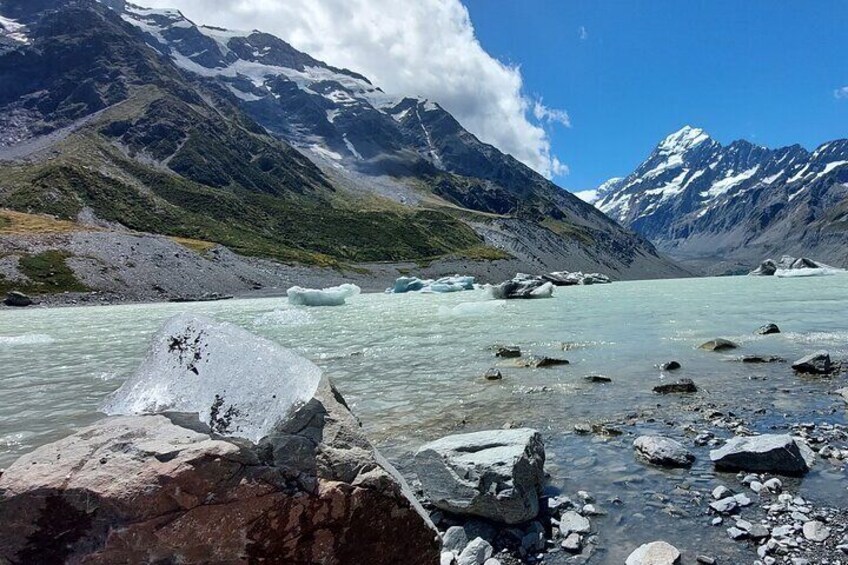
[[463, 0, 848, 190]]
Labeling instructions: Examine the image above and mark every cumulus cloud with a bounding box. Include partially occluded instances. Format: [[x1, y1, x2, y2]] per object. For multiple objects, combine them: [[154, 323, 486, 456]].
[[141, 0, 570, 179], [835, 86, 848, 99]]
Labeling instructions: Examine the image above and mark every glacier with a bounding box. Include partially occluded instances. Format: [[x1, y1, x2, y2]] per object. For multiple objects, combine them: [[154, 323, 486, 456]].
[[101, 315, 322, 443], [287, 283, 361, 306]]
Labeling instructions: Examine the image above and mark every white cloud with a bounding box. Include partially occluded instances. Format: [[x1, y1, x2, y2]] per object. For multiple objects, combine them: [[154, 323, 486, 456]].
[[578, 25, 588, 40], [141, 0, 570, 179], [835, 86, 848, 99], [533, 100, 571, 127]]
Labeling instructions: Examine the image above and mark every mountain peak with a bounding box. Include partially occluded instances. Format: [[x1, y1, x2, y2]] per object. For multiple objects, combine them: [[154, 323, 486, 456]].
[[657, 125, 711, 154]]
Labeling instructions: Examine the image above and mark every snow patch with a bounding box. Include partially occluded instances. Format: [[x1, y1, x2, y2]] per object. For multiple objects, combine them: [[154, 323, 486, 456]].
[[0, 15, 29, 44]]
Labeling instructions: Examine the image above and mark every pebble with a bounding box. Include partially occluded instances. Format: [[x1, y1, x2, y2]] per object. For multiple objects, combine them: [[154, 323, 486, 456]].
[[801, 520, 831, 542]]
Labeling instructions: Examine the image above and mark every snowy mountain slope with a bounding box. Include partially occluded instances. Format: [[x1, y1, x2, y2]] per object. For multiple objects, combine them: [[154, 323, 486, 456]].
[[588, 126, 848, 271]]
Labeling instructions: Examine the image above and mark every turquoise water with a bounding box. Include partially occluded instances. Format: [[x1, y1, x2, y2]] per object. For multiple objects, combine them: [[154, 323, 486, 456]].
[[1, 275, 847, 561]]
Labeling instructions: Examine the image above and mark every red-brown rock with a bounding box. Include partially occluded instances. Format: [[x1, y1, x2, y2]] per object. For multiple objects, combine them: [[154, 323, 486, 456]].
[[0, 378, 440, 564]]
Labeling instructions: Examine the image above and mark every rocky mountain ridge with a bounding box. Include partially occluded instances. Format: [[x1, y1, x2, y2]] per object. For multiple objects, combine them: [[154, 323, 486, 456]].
[[588, 126, 848, 273], [0, 0, 687, 303]]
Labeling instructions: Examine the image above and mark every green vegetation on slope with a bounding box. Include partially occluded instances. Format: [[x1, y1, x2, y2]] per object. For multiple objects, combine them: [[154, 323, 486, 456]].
[[0, 251, 90, 295]]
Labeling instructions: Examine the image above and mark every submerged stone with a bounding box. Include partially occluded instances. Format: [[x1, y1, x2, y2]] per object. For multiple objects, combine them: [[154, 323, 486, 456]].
[[699, 338, 739, 352], [755, 323, 781, 335], [653, 379, 698, 394]]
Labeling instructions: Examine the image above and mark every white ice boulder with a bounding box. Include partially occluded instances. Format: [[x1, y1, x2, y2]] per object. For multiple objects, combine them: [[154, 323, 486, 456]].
[[101, 314, 322, 443], [287, 283, 360, 306], [387, 275, 475, 294]]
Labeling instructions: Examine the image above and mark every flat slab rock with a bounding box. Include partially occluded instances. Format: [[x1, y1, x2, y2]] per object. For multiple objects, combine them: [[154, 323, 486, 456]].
[[710, 434, 815, 475], [414, 428, 545, 524], [626, 541, 681, 565], [634, 436, 695, 468]]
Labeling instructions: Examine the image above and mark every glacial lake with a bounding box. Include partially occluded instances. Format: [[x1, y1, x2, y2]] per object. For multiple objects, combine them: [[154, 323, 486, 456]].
[[1, 275, 847, 562]]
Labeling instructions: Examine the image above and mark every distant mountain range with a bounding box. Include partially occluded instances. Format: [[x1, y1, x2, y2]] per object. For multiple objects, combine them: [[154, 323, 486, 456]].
[[583, 126, 848, 273], [0, 0, 687, 287]]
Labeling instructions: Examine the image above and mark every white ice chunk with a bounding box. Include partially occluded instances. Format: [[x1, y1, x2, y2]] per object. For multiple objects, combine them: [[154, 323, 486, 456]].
[[287, 283, 361, 306], [386, 275, 475, 294], [101, 314, 321, 443]]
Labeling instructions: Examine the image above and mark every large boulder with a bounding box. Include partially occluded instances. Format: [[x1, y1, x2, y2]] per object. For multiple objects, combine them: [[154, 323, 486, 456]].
[[3, 291, 32, 307], [634, 436, 695, 468], [709, 434, 815, 475], [414, 428, 545, 524], [0, 315, 439, 564], [791, 351, 832, 375]]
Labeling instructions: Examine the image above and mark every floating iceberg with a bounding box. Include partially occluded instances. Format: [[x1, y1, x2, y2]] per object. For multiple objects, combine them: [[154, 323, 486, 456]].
[[543, 271, 611, 286], [750, 255, 846, 278], [387, 275, 475, 294], [487, 276, 554, 300], [101, 315, 322, 443], [287, 283, 361, 306]]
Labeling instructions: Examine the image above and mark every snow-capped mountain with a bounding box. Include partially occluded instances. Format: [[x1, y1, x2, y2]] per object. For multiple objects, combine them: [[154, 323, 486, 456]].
[[588, 126, 848, 271]]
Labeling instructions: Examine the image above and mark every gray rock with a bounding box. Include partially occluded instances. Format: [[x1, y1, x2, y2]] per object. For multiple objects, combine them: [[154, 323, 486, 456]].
[[547, 494, 574, 514], [727, 526, 747, 539], [457, 537, 493, 565], [633, 435, 695, 468], [755, 323, 781, 335], [561, 532, 582, 552], [802, 520, 831, 542], [762, 478, 782, 493], [710, 434, 815, 475], [836, 387, 848, 404], [712, 486, 731, 499], [740, 355, 784, 364], [483, 559, 501, 565], [625, 541, 681, 565], [414, 428, 545, 524], [442, 552, 457, 565], [653, 379, 698, 394], [792, 351, 832, 375], [699, 338, 739, 351], [507, 355, 569, 368], [710, 496, 739, 515], [748, 524, 770, 539], [659, 361, 681, 371], [483, 368, 503, 381], [443, 526, 468, 553], [559, 511, 591, 536], [3, 291, 32, 307], [494, 345, 521, 358], [584, 375, 612, 383]]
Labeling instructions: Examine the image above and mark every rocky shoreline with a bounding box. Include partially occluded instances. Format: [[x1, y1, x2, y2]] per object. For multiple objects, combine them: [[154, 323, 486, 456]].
[[2, 315, 846, 564]]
